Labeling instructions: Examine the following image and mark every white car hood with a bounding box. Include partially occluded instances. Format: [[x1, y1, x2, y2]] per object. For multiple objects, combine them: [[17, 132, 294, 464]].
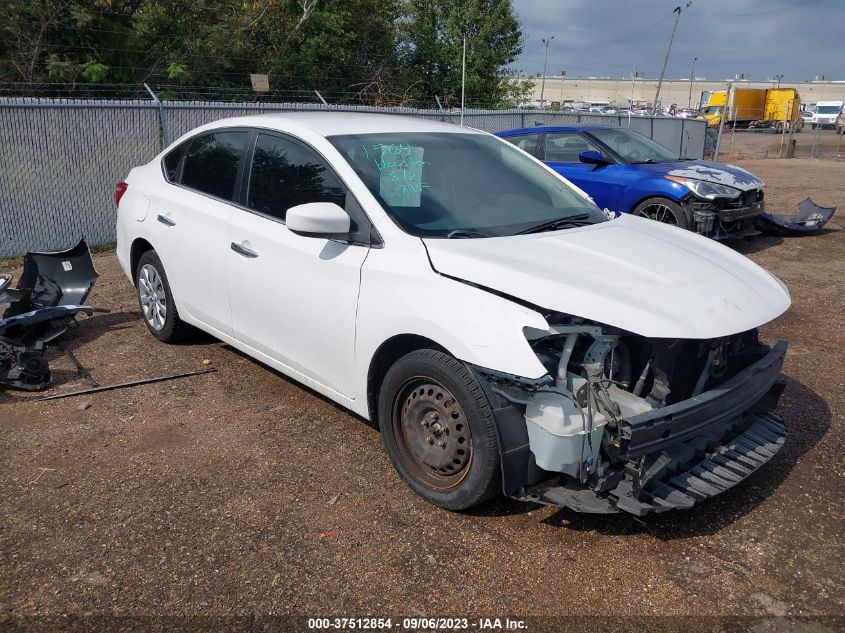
[[423, 215, 790, 339]]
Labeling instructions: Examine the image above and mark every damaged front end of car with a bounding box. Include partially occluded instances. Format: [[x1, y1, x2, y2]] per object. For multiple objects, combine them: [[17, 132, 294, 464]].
[[473, 316, 787, 516]]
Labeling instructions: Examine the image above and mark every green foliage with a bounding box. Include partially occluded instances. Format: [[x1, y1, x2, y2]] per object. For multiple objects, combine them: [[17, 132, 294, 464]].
[[0, 0, 525, 107], [399, 0, 524, 108], [80, 59, 108, 82]]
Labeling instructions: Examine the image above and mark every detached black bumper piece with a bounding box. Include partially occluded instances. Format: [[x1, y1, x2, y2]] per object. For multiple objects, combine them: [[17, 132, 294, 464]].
[[518, 342, 788, 515], [1, 239, 105, 390], [757, 197, 837, 236]]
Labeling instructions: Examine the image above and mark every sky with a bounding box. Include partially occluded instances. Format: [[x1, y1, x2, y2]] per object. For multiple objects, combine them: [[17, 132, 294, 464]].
[[509, 0, 844, 81]]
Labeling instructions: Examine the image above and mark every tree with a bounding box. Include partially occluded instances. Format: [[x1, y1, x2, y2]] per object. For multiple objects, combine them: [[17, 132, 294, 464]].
[[0, 0, 524, 107], [398, 0, 524, 108]]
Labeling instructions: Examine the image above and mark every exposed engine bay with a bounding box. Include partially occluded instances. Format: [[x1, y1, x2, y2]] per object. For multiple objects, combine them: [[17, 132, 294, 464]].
[[688, 187, 764, 240], [473, 314, 788, 515]]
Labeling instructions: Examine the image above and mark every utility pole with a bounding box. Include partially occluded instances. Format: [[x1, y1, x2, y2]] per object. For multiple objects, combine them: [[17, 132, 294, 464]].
[[714, 80, 732, 159], [539, 35, 554, 108], [654, 4, 686, 114], [688, 56, 697, 108], [460, 36, 466, 126], [774, 73, 784, 89]]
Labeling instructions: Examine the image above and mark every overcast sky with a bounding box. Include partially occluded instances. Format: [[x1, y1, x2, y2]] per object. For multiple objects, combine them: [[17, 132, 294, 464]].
[[510, 0, 843, 81]]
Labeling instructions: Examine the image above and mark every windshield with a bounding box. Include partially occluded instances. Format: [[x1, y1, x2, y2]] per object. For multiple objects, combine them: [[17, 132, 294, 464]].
[[328, 132, 606, 238], [586, 128, 680, 163], [815, 105, 841, 114]]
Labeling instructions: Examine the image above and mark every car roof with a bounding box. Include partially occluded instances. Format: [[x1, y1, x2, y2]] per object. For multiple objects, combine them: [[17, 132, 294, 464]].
[[197, 112, 484, 137], [496, 125, 621, 136]]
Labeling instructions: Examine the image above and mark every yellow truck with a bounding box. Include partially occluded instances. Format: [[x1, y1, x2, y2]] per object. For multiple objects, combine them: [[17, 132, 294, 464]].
[[700, 87, 803, 131]]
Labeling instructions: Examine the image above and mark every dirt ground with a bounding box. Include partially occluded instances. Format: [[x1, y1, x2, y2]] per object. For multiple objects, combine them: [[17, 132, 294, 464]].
[[1, 159, 844, 628], [716, 128, 845, 160]]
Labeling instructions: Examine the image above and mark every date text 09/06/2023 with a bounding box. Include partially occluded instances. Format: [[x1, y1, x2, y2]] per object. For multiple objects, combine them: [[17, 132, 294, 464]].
[[307, 617, 527, 630]]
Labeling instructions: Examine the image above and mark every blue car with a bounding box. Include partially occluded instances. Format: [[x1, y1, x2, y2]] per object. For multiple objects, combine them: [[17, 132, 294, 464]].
[[496, 125, 766, 239]]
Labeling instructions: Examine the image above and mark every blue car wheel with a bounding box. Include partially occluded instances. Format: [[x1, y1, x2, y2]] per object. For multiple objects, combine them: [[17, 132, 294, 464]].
[[631, 197, 691, 230]]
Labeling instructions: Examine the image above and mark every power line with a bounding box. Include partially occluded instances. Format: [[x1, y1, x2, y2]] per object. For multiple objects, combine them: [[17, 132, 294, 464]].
[[687, 0, 820, 17]]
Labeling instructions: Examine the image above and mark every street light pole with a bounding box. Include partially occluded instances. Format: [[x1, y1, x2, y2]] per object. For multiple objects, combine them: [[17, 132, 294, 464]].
[[688, 56, 697, 108], [654, 4, 685, 114], [539, 35, 554, 108]]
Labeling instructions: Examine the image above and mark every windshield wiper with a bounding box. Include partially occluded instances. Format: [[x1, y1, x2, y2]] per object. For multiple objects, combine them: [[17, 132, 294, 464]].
[[446, 229, 490, 239], [631, 158, 658, 164], [516, 214, 595, 235]]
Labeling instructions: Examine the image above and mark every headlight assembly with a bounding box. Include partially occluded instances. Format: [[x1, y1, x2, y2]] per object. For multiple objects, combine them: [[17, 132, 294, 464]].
[[665, 176, 742, 200]]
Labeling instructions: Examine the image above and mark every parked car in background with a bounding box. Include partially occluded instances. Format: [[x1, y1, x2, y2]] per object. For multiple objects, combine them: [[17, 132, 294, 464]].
[[497, 125, 766, 239], [676, 108, 700, 119], [116, 113, 790, 516]]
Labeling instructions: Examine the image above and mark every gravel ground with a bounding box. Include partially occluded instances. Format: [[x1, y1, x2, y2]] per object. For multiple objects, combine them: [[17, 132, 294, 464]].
[[1, 159, 844, 628], [716, 128, 845, 160]]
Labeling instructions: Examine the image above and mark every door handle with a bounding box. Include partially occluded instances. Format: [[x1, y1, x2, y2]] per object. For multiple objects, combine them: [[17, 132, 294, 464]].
[[157, 214, 176, 227], [230, 242, 259, 258]]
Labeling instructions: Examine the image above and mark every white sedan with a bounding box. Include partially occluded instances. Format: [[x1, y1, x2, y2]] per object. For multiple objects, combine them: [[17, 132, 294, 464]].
[[116, 113, 791, 515]]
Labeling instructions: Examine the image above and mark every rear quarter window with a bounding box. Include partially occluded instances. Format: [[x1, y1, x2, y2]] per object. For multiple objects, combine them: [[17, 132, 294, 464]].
[[162, 141, 188, 182]]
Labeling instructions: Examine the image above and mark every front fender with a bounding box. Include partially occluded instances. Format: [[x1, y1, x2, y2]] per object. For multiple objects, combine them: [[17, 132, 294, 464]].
[[352, 240, 549, 418], [618, 175, 689, 213]]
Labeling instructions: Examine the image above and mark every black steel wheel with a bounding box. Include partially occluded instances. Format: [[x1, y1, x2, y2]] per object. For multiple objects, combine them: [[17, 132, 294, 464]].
[[632, 197, 691, 229], [378, 349, 501, 510]]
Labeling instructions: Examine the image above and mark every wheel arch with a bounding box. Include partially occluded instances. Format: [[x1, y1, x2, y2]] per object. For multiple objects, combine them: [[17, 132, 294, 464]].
[[366, 334, 450, 427], [129, 237, 155, 284], [626, 187, 688, 214]]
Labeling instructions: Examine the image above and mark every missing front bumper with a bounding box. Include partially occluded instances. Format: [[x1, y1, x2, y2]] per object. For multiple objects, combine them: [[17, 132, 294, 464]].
[[493, 341, 789, 516], [690, 192, 765, 239], [520, 412, 786, 515]]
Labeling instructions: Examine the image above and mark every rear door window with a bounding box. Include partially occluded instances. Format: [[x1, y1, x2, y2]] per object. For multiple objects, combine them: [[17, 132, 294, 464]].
[[502, 133, 541, 157], [181, 131, 249, 201]]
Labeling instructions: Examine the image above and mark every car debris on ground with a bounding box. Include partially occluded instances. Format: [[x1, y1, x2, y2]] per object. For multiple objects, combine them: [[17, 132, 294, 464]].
[[0, 239, 107, 390], [757, 197, 838, 236]]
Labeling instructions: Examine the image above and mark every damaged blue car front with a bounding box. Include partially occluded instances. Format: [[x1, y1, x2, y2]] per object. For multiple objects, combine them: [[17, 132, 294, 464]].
[[497, 125, 766, 239]]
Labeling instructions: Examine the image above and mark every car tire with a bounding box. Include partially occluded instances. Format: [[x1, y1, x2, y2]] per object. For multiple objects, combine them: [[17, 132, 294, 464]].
[[631, 197, 691, 229], [377, 349, 501, 511], [135, 250, 193, 343]]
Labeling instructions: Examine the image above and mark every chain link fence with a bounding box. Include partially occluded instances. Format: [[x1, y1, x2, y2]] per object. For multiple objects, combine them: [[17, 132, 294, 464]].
[[0, 98, 706, 258], [708, 125, 845, 161]]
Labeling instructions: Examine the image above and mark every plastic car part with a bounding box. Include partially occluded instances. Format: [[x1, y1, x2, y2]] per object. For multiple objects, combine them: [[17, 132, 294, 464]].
[[0, 240, 106, 391], [0, 305, 104, 391], [4, 238, 99, 317], [757, 197, 837, 236]]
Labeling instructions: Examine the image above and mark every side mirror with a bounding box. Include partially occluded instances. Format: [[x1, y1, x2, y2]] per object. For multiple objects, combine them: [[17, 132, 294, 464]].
[[286, 202, 351, 237], [579, 150, 608, 165]]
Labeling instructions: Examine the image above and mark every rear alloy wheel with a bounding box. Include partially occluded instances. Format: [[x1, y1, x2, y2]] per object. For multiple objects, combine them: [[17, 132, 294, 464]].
[[378, 349, 501, 510], [632, 197, 691, 230], [135, 250, 193, 343]]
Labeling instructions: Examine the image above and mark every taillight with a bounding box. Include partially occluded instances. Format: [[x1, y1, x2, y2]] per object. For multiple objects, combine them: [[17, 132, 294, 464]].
[[114, 181, 128, 207]]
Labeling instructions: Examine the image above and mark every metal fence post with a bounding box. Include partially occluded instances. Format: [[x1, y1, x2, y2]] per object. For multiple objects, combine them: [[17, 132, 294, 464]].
[[144, 83, 169, 149]]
